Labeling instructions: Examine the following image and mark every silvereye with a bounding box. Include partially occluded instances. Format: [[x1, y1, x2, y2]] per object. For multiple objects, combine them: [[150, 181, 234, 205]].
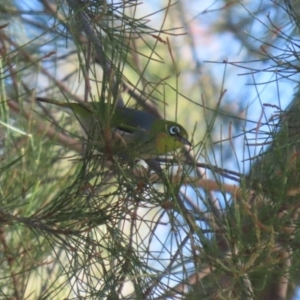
[[36, 97, 191, 159]]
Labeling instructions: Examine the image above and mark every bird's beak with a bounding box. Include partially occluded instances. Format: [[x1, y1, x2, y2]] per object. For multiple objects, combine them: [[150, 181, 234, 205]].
[[177, 136, 192, 147]]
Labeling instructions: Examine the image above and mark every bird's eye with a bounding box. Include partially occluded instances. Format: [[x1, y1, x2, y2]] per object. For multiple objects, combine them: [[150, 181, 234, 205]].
[[169, 125, 180, 136]]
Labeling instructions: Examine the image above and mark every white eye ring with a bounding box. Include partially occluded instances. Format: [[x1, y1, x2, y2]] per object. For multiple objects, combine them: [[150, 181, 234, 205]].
[[169, 125, 180, 136]]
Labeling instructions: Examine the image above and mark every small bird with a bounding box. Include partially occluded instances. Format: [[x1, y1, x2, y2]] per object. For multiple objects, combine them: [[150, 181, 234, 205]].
[[36, 97, 191, 159]]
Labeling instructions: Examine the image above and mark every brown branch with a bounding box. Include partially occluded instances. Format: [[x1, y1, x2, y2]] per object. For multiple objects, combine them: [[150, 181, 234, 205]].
[[8, 100, 83, 153]]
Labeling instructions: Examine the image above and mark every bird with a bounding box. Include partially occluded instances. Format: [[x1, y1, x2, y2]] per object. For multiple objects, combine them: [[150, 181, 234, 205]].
[[36, 97, 191, 160]]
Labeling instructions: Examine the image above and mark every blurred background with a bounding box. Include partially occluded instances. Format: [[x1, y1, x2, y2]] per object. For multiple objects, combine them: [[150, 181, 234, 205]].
[[1, 0, 300, 299]]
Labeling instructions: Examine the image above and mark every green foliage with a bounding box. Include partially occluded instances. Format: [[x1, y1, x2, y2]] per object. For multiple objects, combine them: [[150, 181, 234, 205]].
[[1, 0, 300, 299]]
